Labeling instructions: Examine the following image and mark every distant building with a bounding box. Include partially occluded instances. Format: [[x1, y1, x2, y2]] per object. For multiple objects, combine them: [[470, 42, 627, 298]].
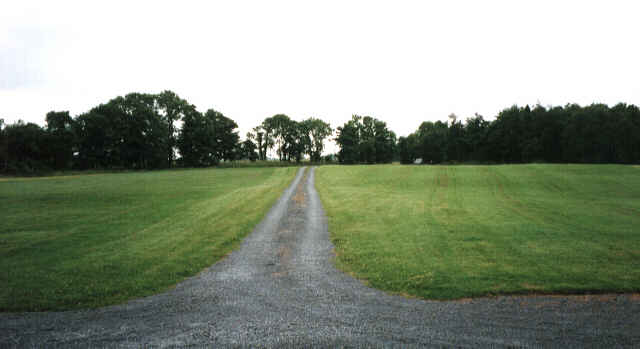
[[414, 158, 423, 164]]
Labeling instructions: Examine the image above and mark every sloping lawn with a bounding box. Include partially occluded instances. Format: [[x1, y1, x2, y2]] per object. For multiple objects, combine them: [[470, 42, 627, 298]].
[[316, 164, 640, 299], [0, 167, 297, 311]]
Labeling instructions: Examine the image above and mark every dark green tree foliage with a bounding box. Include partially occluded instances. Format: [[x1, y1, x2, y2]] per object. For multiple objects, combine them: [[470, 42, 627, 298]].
[[73, 107, 116, 169], [447, 114, 465, 162], [45, 111, 74, 170], [5, 98, 640, 173], [402, 103, 640, 164], [73, 93, 171, 169], [335, 115, 361, 164], [156, 90, 192, 167], [463, 114, 490, 161], [2, 90, 249, 173], [210, 110, 241, 162], [335, 115, 395, 164], [262, 114, 294, 161], [397, 137, 410, 164], [373, 118, 396, 163], [359, 116, 375, 163], [416, 121, 448, 163], [300, 117, 333, 162], [398, 134, 419, 164], [176, 107, 208, 166], [250, 116, 332, 162], [0, 119, 7, 171], [284, 120, 305, 162], [249, 125, 273, 161], [178, 109, 239, 166], [237, 136, 258, 161], [71, 91, 244, 170], [3, 120, 49, 172], [118, 93, 169, 169]]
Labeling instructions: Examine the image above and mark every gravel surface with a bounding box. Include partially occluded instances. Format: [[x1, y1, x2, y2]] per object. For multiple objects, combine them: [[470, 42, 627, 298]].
[[1, 166, 639, 348]]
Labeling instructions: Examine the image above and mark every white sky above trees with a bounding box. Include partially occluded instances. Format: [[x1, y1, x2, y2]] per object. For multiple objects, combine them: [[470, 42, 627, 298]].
[[1, 0, 639, 154]]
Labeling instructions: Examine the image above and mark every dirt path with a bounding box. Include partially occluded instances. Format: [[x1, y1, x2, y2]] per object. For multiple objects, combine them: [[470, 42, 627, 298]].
[[1, 167, 639, 347]]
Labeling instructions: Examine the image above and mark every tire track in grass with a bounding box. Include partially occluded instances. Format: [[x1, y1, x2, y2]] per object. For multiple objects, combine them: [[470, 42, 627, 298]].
[[495, 166, 610, 236], [423, 166, 445, 266], [2, 166, 639, 347], [483, 166, 560, 231], [481, 167, 629, 292], [429, 166, 450, 228]]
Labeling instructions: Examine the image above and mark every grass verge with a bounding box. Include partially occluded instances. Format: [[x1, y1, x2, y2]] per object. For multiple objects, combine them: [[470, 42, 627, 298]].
[[315, 164, 640, 299], [0, 167, 297, 311]]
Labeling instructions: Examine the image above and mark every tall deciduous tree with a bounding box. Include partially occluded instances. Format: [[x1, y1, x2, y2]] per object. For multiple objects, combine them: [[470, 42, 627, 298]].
[[117, 93, 169, 169], [262, 114, 294, 161], [463, 113, 490, 161], [250, 125, 273, 161], [373, 118, 396, 163], [178, 108, 239, 166], [4, 120, 49, 172], [238, 136, 258, 161], [208, 109, 240, 162], [156, 90, 193, 167], [397, 136, 412, 164], [335, 115, 395, 164], [45, 111, 74, 170], [177, 108, 209, 166], [416, 121, 448, 163], [300, 117, 333, 162], [336, 115, 361, 164], [0, 119, 7, 171]]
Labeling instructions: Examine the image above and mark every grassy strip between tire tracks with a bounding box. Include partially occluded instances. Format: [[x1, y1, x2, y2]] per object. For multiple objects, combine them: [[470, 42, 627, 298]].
[[315, 164, 640, 300], [0, 167, 297, 311]]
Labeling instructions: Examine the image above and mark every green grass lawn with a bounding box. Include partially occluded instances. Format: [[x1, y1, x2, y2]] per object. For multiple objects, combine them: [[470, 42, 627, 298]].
[[0, 167, 297, 311], [316, 164, 640, 299]]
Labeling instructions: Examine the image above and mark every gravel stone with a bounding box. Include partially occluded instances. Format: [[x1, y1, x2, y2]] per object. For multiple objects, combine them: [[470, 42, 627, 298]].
[[1, 167, 639, 348]]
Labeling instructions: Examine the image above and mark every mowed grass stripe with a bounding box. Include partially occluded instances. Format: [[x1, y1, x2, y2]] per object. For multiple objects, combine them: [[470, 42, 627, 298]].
[[0, 167, 297, 311], [315, 164, 640, 299]]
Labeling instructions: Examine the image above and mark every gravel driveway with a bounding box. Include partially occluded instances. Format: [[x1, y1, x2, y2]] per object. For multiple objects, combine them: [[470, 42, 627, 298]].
[[1, 167, 639, 348]]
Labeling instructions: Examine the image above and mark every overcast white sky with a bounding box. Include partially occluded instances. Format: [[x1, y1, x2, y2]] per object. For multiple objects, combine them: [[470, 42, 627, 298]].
[[1, 0, 639, 153]]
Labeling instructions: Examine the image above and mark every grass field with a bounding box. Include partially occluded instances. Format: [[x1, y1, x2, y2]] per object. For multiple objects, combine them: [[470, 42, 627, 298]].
[[316, 164, 640, 299], [0, 167, 297, 311]]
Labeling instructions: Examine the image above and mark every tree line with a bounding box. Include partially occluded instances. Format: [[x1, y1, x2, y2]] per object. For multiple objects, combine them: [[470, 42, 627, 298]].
[[2, 96, 640, 173], [398, 103, 640, 165], [334, 115, 397, 164], [248, 114, 333, 163], [0, 91, 335, 173]]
